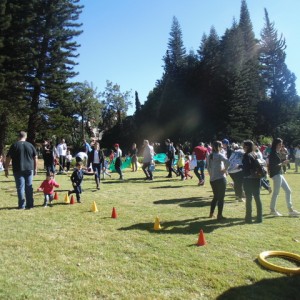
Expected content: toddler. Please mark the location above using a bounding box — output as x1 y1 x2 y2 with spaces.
37 173 60 207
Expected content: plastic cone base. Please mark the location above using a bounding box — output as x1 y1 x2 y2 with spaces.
197 229 206 246
111 207 118 218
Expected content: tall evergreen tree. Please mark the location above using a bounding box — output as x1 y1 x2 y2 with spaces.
25 0 83 144
259 8 299 137
134 91 141 114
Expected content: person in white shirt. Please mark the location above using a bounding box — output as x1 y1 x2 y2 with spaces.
56 138 67 173
114 143 123 180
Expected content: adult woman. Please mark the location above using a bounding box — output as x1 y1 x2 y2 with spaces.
130 143 138 172
206 141 229 220
228 143 245 202
88 142 104 190
269 138 300 217
242 140 263 224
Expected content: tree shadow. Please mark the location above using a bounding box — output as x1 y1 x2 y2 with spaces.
216 275 300 300
118 216 244 235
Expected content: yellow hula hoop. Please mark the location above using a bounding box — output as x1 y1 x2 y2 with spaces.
258 251 300 275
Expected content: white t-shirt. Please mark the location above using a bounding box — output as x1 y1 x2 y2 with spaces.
57 143 67 156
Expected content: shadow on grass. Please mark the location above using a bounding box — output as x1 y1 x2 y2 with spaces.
153 196 211 208
118 216 244 235
216 275 300 300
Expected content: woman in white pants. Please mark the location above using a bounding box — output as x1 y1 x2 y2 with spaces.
269 138 300 217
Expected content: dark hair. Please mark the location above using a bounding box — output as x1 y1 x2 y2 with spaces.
212 141 222 153
243 140 254 153
271 138 283 152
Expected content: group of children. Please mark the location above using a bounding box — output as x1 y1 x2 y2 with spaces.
37 159 112 207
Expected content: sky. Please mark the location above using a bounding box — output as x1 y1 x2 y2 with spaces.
75 0 300 115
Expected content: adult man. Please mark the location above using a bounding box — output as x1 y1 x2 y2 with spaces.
56 138 67 173
142 140 154 180
5 131 38 209
192 142 207 185
165 139 178 178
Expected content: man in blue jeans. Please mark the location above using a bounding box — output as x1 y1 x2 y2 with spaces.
5 131 38 209
192 142 208 186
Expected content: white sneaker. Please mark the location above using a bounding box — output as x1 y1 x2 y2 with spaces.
270 210 283 217
289 210 300 217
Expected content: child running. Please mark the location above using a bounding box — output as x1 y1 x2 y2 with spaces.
184 155 193 179
37 172 60 207
69 161 93 203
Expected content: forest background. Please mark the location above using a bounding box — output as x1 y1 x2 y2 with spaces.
0 0 299 155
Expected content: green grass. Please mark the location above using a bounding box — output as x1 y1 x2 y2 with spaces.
0 162 299 299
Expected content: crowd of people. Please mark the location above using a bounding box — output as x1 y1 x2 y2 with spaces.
2 131 300 223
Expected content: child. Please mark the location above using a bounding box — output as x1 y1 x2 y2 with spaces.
37 173 60 207
0 154 4 172
184 155 193 179
69 161 93 203
66 150 73 172
102 159 111 179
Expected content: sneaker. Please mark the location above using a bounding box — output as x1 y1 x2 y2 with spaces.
268 187 272 194
289 210 300 217
238 198 245 203
270 210 283 217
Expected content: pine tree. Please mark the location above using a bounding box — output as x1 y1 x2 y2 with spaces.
25 0 83 144
134 91 141 113
259 8 298 136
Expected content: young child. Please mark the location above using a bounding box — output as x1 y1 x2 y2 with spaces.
37 173 60 207
66 150 73 172
102 159 112 179
184 155 193 180
0 154 4 172
69 161 93 203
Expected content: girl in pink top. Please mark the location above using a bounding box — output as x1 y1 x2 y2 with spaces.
37 173 60 207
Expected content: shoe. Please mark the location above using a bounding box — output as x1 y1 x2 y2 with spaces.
68 190 71 196
270 210 283 216
238 198 245 202
209 213 215 218
217 215 227 221
268 187 272 194
199 180 204 186
289 210 300 217
77 200 81 203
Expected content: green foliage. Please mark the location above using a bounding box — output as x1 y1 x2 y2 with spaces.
100 80 132 130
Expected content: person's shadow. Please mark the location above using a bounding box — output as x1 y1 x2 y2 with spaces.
216 275 300 300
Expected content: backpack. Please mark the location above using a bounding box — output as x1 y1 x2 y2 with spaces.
250 154 267 178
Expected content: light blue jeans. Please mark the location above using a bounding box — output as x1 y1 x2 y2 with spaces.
270 174 292 211
13 170 34 209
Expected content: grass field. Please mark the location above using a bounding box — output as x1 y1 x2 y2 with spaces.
0 161 299 299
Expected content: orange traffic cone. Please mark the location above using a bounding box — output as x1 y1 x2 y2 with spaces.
70 195 75 205
64 193 70 204
154 216 162 230
111 207 118 218
197 229 206 246
91 201 98 212
54 192 58 200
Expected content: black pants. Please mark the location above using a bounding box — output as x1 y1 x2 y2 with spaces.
229 171 244 198
142 162 153 179
243 178 262 223
210 177 227 217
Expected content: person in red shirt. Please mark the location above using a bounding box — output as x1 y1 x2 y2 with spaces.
192 142 208 185
184 155 193 179
37 173 60 207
